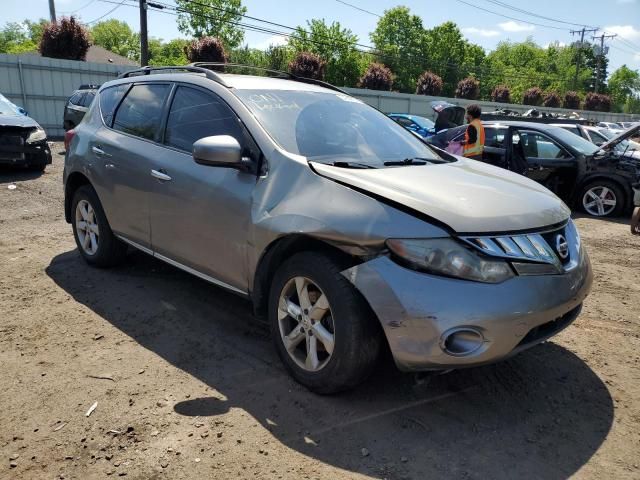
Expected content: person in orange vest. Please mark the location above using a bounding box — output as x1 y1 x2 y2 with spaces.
462 104 485 161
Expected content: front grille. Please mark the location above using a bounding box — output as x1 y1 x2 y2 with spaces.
460 219 581 273
0 128 29 161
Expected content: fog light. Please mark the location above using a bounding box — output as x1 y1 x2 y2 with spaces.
441 328 484 356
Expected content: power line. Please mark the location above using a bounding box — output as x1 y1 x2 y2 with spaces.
482 0 598 29
450 0 569 31
60 0 98 14
334 0 380 18
85 0 128 24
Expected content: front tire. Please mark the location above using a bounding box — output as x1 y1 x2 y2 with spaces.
268 252 382 394
71 185 127 267
580 180 625 217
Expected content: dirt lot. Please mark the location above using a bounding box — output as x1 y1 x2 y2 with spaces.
0 143 639 480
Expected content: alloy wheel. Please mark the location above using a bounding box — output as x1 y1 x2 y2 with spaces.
277 276 335 372
75 199 100 255
583 186 617 217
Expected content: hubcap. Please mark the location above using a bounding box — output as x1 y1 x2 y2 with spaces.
583 186 617 217
75 199 99 255
277 277 335 372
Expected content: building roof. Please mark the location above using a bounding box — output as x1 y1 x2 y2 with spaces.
84 45 137 66
29 45 138 66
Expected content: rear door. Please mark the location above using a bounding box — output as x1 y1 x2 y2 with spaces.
148 84 259 291
66 92 86 126
90 82 172 249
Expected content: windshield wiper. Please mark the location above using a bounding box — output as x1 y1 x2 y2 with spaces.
331 161 377 169
383 158 429 166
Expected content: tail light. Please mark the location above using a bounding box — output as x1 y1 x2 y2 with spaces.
64 129 75 151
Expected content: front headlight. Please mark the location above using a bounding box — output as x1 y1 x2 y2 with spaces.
386 238 514 283
26 127 47 144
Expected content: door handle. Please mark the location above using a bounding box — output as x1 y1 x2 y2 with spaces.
92 146 111 158
151 169 172 182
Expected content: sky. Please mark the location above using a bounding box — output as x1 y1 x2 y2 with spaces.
4 0 640 74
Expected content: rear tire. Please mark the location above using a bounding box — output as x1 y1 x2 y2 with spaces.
579 180 625 217
268 252 382 394
71 185 127 267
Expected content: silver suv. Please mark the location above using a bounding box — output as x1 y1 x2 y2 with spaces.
64 64 593 393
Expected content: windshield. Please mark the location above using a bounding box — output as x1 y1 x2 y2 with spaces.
550 126 601 155
235 89 440 166
0 95 21 116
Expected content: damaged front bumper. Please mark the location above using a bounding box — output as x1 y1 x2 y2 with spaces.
342 248 592 371
0 129 52 167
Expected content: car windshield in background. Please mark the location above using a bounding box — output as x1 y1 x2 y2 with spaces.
411 115 435 130
235 90 441 167
550 127 601 156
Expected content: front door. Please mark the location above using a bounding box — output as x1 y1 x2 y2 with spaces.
148 85 258 292
512 129 577 197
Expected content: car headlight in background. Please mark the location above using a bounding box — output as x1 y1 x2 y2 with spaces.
26 127 47 144
386 238 514 283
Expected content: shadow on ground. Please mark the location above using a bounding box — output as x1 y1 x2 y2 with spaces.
46 249 613 479
0 165 44 183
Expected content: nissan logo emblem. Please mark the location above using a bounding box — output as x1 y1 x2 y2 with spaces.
556 234 569 260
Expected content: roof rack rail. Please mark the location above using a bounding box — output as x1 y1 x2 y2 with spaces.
118 63 347 94
118 65 229 87
189 62 348 94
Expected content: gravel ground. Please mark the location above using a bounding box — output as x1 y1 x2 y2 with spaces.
0 143 639 480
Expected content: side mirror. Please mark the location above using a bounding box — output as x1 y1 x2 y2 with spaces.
193 135 251 171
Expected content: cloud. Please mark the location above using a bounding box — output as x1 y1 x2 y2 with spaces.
499 21 535 33
251 34 288 50
462 27 501 38
603 25 640 40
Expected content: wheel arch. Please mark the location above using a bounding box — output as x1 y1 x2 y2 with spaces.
251 234 363 322
575 174 632 210
64 172 92 223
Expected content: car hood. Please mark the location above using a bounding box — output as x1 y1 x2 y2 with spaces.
600 124 640 151
310 158 571 233
0 113 39 128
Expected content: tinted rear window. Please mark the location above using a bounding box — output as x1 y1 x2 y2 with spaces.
99 84 129 127
112 84 170 141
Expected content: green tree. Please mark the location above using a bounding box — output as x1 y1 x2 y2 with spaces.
148 38 189 66
90 19 138 59
370 6 426 92
423 22 484 96
175 0 246 49
0 19 47 54
288 19 365 87
608 65 640 113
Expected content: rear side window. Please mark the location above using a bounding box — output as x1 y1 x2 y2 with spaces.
69 92 83 105
164 86 244 152
99 84 129 127
112 84 170 141
81 92 96 107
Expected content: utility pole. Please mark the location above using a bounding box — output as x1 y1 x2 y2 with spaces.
592 33 617 93
570 27 598 90
139 0 149 66
48 0 56 22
